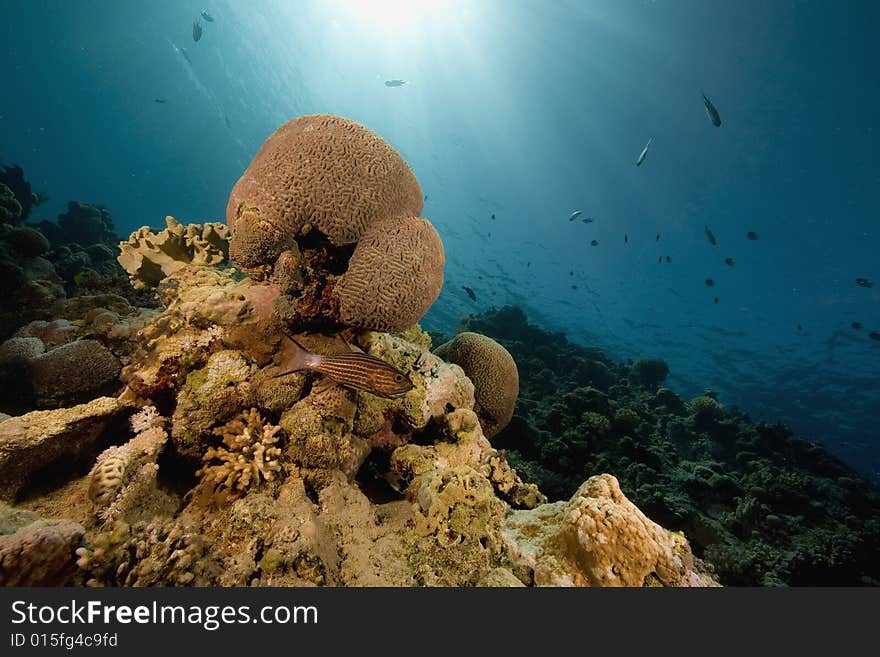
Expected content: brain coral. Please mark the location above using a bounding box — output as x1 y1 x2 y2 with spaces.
29 339 121 407
226 114 423 260
337 216 444 331
434 332 519 439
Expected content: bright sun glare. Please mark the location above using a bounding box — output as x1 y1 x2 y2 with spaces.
341 0 457 32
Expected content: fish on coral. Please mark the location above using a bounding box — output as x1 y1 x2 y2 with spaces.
274 333 413 399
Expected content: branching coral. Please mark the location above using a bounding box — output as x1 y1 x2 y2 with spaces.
196 408 283 499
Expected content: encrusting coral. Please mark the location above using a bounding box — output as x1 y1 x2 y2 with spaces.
0 510 85 586
503 474 715 587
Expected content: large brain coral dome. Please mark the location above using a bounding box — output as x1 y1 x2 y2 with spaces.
226 114 424 254
225 114 443 332
434 332 519 439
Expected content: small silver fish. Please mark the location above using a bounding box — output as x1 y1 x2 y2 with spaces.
568 210 582 222
201 10 215 22
193 20 203 42
636 137 653 166
385 79 407 87
702 91 721 127
275 335 413 399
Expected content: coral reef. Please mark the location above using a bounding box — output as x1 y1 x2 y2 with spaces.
0 147 726 589
0 265 708 588
117 216 230 289
460 306 880 586
434 331 519 438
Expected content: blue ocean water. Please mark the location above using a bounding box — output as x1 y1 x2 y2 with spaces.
2 0 878 478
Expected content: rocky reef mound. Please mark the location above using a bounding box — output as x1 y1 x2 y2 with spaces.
456 305 880 586
0 116 715 588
